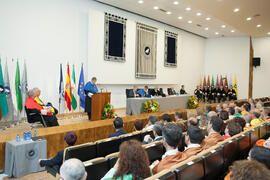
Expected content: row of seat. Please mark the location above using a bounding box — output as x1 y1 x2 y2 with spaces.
145 120 270 180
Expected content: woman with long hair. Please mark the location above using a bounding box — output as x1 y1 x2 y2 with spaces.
102 140 152 180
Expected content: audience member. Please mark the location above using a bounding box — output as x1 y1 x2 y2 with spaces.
264 137 270 149
187 117 198 127
202 116 224 149
102 140 151 179
39 132 77 171
219 110 229 120
250 111 263 126
223 103 229 111
233 117 246 131
196 107 204 120
161 114 171 124
108 117 126 138
205 106 212 114
199 114 208 127
234 107 242 117
249 146 270 169
151 123 187 174
143 115 158 131
143 122 163 144
187 112 197 119
263 108 270 120
223 121 242 139
59 158 87 180
228 107 235 119
183 126 204 157
216 104 223 113
134 119 143 131
207 111 217 119
175 112 183 122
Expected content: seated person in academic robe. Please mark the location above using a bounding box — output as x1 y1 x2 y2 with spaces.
38 132 77 172
223 121 242 139
151 87 162 97
207 86 215 103
180 85 187 94
151 123 188 174
194 86 202 101
127 86 140 98
137 86 150 97
183 126 204 158
228 85 237 101
201 116 224 150
108 117 126 138
101 140 152 180
143 122 163 144
201 86 207 102
143 115 158 131
217 86 227 102
32 88 58 114
168 87 176 96
25 89 59 127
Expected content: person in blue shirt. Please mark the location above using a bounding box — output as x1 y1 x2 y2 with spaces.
84 77 98 120
137 86 150 97
108 117 126 138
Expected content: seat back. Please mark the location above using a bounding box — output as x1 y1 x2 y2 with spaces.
145 141 164 163
259 124 267 139
105 152 119 169
141 130 154 140
97 137 121 157
237 133 250 159
223 139 238 169
250 127 260 146
84 158 109 180
203 147 224 180
173 157 204 180
121 133 141 143
64 143 97 162
145 169 175 180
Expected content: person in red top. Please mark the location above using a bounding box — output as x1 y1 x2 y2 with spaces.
25 89 59 127
223 121 242 139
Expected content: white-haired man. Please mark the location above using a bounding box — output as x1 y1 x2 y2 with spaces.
59 158 87 180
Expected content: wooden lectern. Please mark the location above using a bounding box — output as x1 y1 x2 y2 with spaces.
91 92 111 121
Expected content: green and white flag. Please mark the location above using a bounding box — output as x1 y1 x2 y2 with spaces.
71 64 77 110
0 58 8 117
3 60 14 121
21 62 28 108
15 61 22 112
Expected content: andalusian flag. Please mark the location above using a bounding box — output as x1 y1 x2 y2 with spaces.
0 58 8 117
211 75 215 88
203 76 206 87
65 64 72 111
233 75 237 95
71 65 77 110
15 61 22 112
207 75 210 88
224 76 228 91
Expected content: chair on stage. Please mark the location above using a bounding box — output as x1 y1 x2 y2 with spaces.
25 106 47 128
64 142 97 162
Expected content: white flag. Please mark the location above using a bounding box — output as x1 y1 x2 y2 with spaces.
21 61 28 108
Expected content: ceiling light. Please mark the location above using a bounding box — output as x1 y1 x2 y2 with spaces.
166 11 172 15
153 6 159 10
215 32 219 35
196 12 202 16
206 17 211 21
221 25 226 28
205 27 209 30
188 20 192 24
233 8 239 12
186 7 191 11
138 0 143 4
268 32 270 35
231 30 235 33
178 16 183 20
173 1 179 5
246 17 252 21
257 24 262 28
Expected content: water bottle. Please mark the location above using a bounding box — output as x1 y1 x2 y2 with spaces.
34 130 37 137
23 132 26 141
16 134 20 142
28 131 32 140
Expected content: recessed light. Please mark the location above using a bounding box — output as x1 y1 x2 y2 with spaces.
196 12 202 16
246 17 252 21
221 25 226 28
166 11 172 15
268 32 270 35
257 24 262 28
153 6 159 10
178 16 183 20
138 0 143 4
206 17 211 21
205 27 209 30
231 30 235 33
186 7 191 11
215 32 219 35
233 8 239 12
173 1 179 5
188 20 192 24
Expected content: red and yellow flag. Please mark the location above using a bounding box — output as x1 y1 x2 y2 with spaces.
219 75 223 87
65 64 72 111
207 75 210 87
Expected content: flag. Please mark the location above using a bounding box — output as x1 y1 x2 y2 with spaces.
15 61 22 112
0 58 8 117
216 75 219 88
219 75 223 87
207 75 210 88
21 61 28 109
59 64 65 113
199 76 202 88
203 76 206 87
3 60 14 121
78 64 85 108
71 65 77 110
65 64 72 111
224 76 228 91
233 75 237 95
211 75 215 88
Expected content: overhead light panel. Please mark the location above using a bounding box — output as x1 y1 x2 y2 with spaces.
186 7 191 11
166 11 172 15
257 24 262 28
221 25 226 28
188 20 192 24
268 32 270 35
231 30 235 33
178 16 183 20
233 8 239 12
246 17 252 21
206 17 211 21
153 6 159 10
205 27 209 30
173 1 179 5
215 32 219 35
196 12 202 16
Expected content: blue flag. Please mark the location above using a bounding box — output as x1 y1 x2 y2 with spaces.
59 64 65 113
78 64 85 108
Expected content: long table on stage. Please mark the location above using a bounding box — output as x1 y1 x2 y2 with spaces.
126 95 192 115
